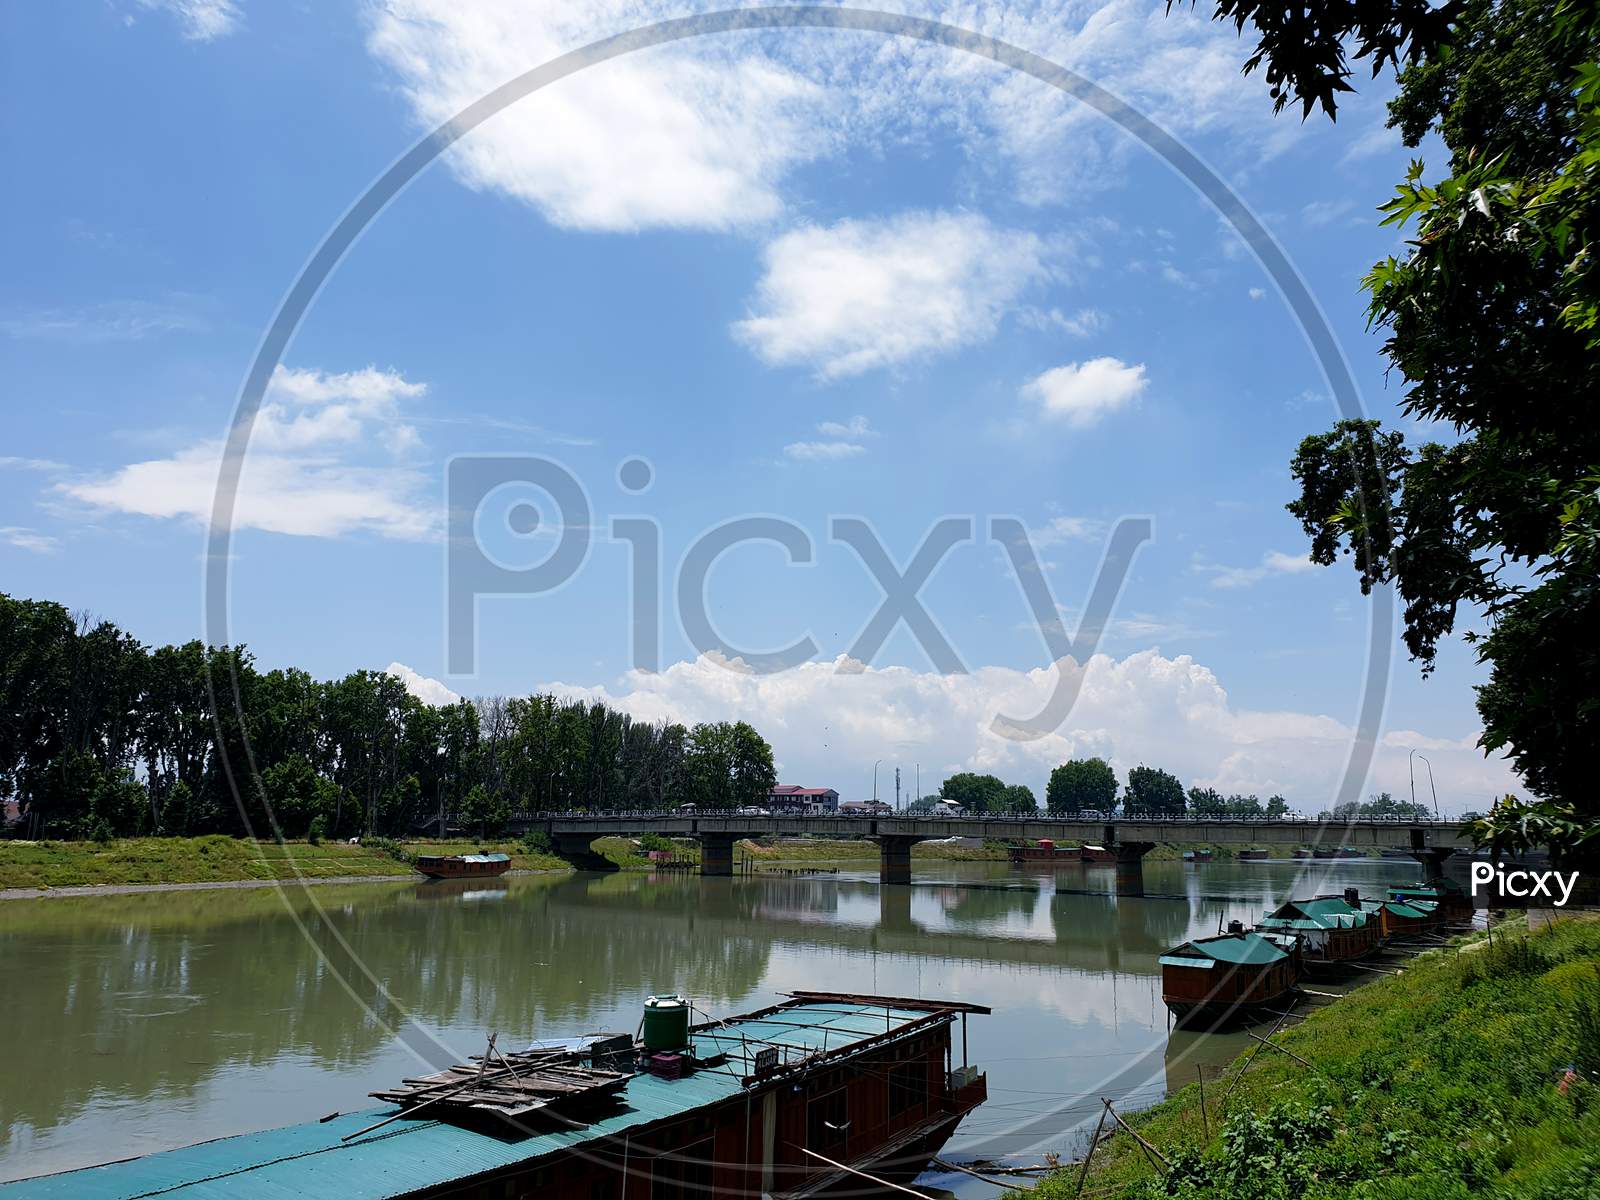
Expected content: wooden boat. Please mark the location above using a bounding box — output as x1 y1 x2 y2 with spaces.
1257 889 1382 974
0 992 991 1200
1388 881 1474 923
1361 896 1443 939
1292 848 1311 860
1311 846 1339 860
1007 839 1081 863
414 852 512 880
1237 849 1269 861
1183 849 1214 863
1160 923 1301 1028
1080 844 1117 864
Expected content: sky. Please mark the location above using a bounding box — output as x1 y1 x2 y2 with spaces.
0 0 1520 814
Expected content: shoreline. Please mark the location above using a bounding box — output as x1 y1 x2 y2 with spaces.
0 867 570 903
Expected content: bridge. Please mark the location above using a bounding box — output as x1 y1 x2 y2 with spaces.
508 811 1471 889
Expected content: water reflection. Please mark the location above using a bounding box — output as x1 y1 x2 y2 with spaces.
0 857 1419 1185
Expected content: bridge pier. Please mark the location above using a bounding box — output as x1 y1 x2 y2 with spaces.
553 833 618 873
1113 842 1155 896
1410 846 1456 876
878 836 924 885
699 834 736 877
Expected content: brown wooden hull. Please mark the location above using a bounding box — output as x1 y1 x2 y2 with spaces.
415 856 512 880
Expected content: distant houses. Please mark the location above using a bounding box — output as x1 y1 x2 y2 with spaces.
766 785 840 814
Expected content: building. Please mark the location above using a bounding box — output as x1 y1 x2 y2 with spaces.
766 785 839 814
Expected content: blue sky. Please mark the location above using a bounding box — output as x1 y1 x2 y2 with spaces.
0 1 1516 812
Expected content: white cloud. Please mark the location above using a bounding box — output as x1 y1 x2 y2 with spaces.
1 299 204 342
0 457 67 472
1020 307 1107 338
1200 550 1322 589
784 441 868 462
135 1 241 41
734 211 1049 378
59 365 435 540
544 649 1519 815
1248 287 1266 301
816 416 876 439
387 662 462 707
1301 198 1354 228
365 0 831 232
359 2 1305 234
0 527 58 554
1020 357 1147 428
1027 515 1103 546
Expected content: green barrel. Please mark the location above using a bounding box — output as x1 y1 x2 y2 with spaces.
642 994 689 1052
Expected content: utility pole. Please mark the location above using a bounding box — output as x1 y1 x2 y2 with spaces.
895 767 901 812
916 763 920 805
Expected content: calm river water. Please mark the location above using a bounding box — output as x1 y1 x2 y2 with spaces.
0 857 1422 1192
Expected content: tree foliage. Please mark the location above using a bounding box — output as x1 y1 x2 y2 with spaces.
0 591 778 840
1263 1 1600 844
1047 758 1119 814
1125 765 1187 816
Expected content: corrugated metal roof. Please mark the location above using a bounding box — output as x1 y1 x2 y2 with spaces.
0 1002 933 1200
1162 931 1289 966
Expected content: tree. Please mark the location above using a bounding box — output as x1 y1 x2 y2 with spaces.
1178 0 1463 118
681 721 775 809
1125 766 1187 816
1197 0 1600 855
939 772 1007 813
1265 794 1290 819
1047 758 1119 814
998 784 1038 814
1187 787 1227 817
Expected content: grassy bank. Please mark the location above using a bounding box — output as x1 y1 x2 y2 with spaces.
1034 914 1600 1199
0 835 570 889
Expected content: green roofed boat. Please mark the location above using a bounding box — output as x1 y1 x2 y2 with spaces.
1159 922 1302 1029
1257 889 1382 974
0 992 990 1200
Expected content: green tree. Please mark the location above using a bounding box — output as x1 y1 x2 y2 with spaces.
1046 758 1119 814
939 772 1007 813
1125 766 1187 816
1199 0 1600 855
998 783 1038 814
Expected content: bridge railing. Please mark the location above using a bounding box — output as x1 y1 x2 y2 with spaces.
506 809 1458 826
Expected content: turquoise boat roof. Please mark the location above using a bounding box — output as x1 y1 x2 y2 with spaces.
1162 931 1288 967
0 1000 936 1200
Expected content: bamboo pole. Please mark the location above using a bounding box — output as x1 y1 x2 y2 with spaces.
1244 1031 1316 1071
1074 1104 1109 1198
796 1146 936 1198
1196 1065 1208 1140
931 1157 1038 1192
1102 1099 1170 1173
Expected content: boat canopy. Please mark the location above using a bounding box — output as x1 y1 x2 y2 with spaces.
1161 930 1289 967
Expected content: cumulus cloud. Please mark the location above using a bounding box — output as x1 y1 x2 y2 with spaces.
1026 515 1103 546
366 0 831 232
360 2 1301 231
543 649 1518 814
734 211 1049 377
1199 550 1322 589
387 662 462 707
817 416 876 440
1021 357 1148 428
60 366 435 540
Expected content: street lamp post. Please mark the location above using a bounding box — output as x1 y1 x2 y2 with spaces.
1409 748 1440 820
873 759 882 804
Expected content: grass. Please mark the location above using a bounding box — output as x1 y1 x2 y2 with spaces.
0 835 570 889
1028 914 1600 1199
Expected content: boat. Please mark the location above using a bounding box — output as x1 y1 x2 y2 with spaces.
414 851 512 880
1237 849 1269 861
1292 848 1311 860
1256 889 1382 974
1080 844 1117 864
1182 849 1214 863
1007 838 1082 863
1388 880 1474 923
1336 847 1364 859
1159 922 1302 1028
1311 846 1339 860
1381 847 1416 860
1360 896 1443 939
0 991 990 1200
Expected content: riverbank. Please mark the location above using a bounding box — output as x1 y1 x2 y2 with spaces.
1029 913 1600 1199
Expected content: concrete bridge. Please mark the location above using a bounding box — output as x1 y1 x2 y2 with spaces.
509 811 1470 889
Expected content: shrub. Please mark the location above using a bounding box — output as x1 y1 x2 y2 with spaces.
638 832 673 854
366 836 413 865
520 829 553 856
307 815 326 846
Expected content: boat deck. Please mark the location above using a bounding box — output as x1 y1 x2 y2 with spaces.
1 1000 942 1200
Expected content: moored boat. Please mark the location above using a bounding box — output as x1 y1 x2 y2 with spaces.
1007 838 1081 863
1388 879 1474 923
1293 848 1311 860
0 991 990 1200
1159 923 1302 1029
1238 848 1269 861
1080 844 1117 864
1257 888 1382 974
414 851 512 880
1361 896 1443 939
1182 849 1214 863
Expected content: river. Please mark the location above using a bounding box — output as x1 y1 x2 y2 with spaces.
0 856 1422 1192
